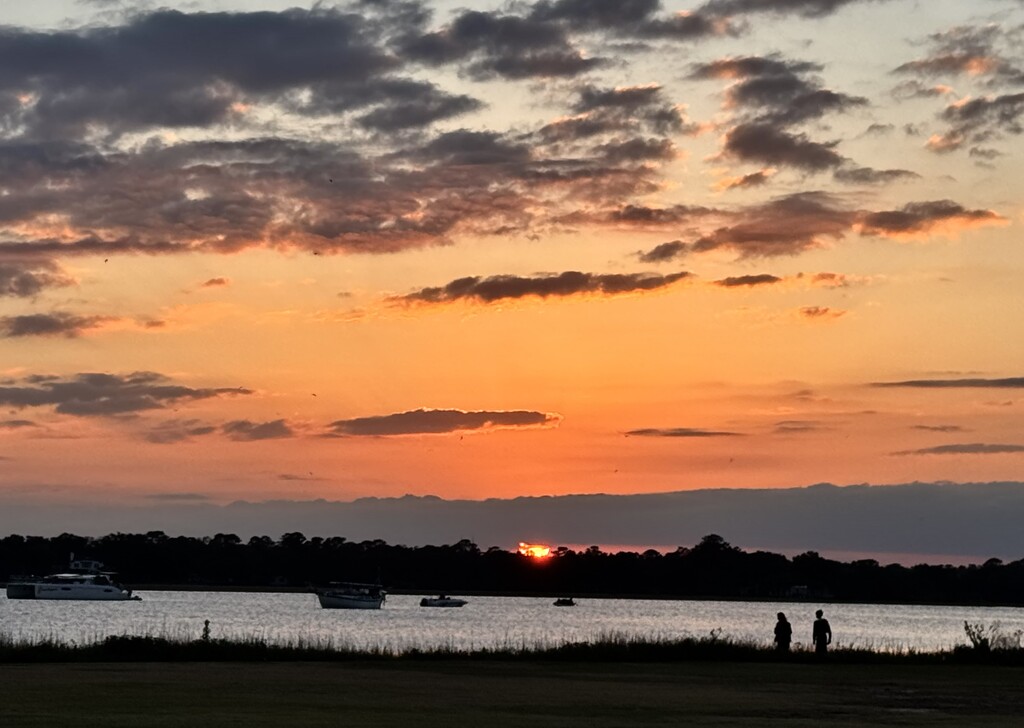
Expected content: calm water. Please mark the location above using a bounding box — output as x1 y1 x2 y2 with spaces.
3 592 1023 653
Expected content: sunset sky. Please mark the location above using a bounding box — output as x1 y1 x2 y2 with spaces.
1 0 1023 517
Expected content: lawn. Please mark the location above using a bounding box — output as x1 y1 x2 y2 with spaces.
3 660 1023 727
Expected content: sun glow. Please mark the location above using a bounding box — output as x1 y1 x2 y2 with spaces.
518 542 552 559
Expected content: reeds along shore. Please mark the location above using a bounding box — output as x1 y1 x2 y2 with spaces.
2 623 1023 665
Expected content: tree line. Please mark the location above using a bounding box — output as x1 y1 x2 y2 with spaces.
2 532 1022 605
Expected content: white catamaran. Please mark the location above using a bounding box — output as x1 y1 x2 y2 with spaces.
5 557 136 601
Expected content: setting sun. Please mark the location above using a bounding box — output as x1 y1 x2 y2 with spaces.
518 542 552 559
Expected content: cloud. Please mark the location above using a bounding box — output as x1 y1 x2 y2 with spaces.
722 123 844 171
858 200 1006 237
699 0 892 19
893 443 1024 456
0 312 116 338
874 377 1024 388
714 274 782 287
329 408 562 436
893 25 1023 86
222 419 295 441
774 420 828 433
144 492 212 502
714 168 776 191
0 259 75 298
529 0 732 40
928 93 1024 154
799 305 845 320
912 425 966 433
833 166 920 185
0 419 37 429
399 9 604 80
0 371 251 417
144 419 218 444
201 277 231 288
392 270 692 305
637 240 688 263
625 427 742 437
690 191 855 257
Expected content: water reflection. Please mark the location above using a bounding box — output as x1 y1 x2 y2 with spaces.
3 592 1023 653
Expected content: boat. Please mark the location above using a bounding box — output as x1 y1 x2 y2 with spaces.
419 594 468 608
553 597 576 607
5 557 136 601
315 582 386 609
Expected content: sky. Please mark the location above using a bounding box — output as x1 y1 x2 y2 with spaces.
1 0 1023 541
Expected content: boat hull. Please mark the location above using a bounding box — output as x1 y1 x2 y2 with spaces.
6 583 133 600
317 592 384 609
420 598 467 607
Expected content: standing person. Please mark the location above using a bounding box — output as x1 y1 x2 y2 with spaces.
774 612 792 652
812 609 832 655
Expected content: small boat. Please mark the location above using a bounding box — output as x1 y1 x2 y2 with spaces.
5 557 136 601
419 594 468 608
553 597 576 607
315 582 386 609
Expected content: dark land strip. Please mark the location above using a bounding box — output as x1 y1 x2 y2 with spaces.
3 660 1023 727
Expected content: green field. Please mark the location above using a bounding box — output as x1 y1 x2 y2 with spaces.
3 660 1023 727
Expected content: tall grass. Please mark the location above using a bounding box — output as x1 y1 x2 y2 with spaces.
2 621 1023 665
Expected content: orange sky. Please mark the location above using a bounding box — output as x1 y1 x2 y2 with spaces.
1 0 1023 512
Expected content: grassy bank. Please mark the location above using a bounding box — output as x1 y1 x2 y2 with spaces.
2 629 1023 666
3 659 1024 727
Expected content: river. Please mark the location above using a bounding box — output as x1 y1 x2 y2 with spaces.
3 592 1022 653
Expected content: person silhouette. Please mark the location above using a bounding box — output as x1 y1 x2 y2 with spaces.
774 612 792 652
812 609 832 655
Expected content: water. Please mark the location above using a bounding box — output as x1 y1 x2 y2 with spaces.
3 592 1023 653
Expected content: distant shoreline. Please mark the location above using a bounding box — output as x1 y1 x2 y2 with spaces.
18 584 1021 609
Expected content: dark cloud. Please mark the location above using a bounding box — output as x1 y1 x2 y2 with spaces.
201 278 230 288
722 124 844 171
0 419 37 429
799 305 844 319
774 420 827 433
222 419 295 441
874 377 1024 389
329 408 561 436
0 312 114 338
859 200 1005 236
691 54 866 126
144 492 212 502
0 371 251 417
833 166 919 185
929 93 1024 153
699 0 890 18
608 204 714 226
894 443 1024 456
691 192 855 257
718 169 774 190
625 427 741 437
638 240 688 263
893 25 1023 86
398 9 604 80
0 8 402 140
529 0 731 40
394 270 692 305
0 259 75 298
912 425 966 433
145 419 219 444
714 273 782 287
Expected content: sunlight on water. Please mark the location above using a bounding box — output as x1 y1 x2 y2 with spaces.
4 592 1024 653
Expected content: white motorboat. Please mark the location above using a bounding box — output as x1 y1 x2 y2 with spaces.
315 582 386 609
419 595 468 607
5 557 136 601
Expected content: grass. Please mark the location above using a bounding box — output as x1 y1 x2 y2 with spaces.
4 630 1024 726
3 659 1024 727
2 627 1023 665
